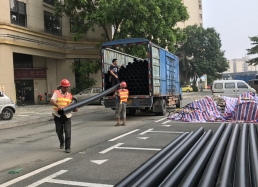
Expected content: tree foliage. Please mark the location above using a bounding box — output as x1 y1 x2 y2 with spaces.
247 36 258 65
55 0 189 52
177 25 229 85
71 59 101 94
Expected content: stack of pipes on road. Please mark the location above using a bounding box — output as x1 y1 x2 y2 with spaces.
115 123 258 187
58 83 120 115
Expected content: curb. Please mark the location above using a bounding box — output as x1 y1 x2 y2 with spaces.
0 107 108 130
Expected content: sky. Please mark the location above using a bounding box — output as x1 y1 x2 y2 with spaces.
202 0 258 60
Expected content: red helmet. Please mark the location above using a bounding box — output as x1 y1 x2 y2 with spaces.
60 79 70 87
120 82 127 88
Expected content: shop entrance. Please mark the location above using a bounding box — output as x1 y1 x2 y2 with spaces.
15 80 34 104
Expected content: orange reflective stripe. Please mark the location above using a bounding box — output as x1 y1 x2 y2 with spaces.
118 89 129 103
53 90 72 111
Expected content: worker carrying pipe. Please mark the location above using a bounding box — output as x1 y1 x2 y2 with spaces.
50 79 78 153
115 82 129 126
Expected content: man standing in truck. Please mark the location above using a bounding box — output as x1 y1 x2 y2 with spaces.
115 82 129 126
110 58 123 96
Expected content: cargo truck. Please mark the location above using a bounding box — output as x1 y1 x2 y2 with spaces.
101 38 182 116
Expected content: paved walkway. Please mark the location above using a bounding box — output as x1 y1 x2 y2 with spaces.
0 104 107 130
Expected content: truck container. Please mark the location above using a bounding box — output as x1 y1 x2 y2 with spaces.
101 38 182 116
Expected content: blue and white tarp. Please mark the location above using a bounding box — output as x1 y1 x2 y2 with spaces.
168 92 258 123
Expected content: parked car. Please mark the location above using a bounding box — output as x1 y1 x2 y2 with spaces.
72 87 104 105
248 79 258 93
0 91 16 120
212 80 256 98
182 85 193 92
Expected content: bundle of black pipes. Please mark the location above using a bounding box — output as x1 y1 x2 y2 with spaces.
115 123 258 187
105 59 149 96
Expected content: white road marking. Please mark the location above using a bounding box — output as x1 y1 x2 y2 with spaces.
155 117 167 122
139 129 154 135
137 137 149 140
162 120 171 124
27 170 113 187
162 125 171 127
49 179 114 187
2 158 72 187
26 170 67 187
116 146 161 151
90 160 108 165
151 130 186 134
16 115 29 117
79 152 86 154
99 143 124 154
108 129 139 141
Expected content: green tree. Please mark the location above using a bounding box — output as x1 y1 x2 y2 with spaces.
55 0 189 53
247 36 258 65
177 25 229 85
71 59 101 94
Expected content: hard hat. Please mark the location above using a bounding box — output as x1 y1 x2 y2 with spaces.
60 79 70 87
120 82 127 88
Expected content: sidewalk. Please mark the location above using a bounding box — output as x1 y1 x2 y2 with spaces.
0 104 107 130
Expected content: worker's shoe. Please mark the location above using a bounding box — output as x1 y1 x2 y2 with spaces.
65 148 71 153
115 123 120 126
121 123 126 126
60 144 64 149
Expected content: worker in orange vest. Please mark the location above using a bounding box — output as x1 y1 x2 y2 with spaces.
115 82 129 126
50 79 78 153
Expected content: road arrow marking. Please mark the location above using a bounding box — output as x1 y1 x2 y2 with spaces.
90 160 108 165
137 137 149 140
162 125 171 127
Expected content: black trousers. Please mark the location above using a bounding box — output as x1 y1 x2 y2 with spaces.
54 115 71 149
111 77 119 86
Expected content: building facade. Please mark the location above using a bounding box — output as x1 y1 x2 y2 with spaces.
177 0 203 28
224 56 258 73
0 0 110 104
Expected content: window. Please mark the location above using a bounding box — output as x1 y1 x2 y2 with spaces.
237 82 248 89
254 81 258 85
199 4 202 9
82 89 92 94
200 23 203 27
13 53 33 68
214 83 223 89
93 88 102 93
44 11 62 36
225 83 235 89
70 18 84 33
43 0 55 6
10 0 27 27
199 14 202 19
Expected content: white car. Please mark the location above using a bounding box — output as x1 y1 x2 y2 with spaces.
72 87 104 105
0 91 16 120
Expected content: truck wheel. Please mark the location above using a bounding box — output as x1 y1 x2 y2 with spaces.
140 107 149 112
155 100 167 116
176 97 181 108
128 109 136 116
1 108 13 120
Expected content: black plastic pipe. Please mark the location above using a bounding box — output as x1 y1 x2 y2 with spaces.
58 83 120 115
234 123 251 187
178 123 226 187
114 132 189 187
160 130 213 187
215 124 240 187
249 123 258 187
137 127 204 187
129 132 194 187
198 123 233 187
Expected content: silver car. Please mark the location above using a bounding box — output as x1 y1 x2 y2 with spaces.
72 87 104 105
0 91 16 120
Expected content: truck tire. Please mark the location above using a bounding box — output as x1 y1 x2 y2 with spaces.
1 108 14 120
155 100 166 116
176 97 181 108
128 109 136 116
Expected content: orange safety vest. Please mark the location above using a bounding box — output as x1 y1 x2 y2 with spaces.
53 90 72 111
118 89 129 104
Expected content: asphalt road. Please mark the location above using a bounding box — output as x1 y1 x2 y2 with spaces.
0 91 218 187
